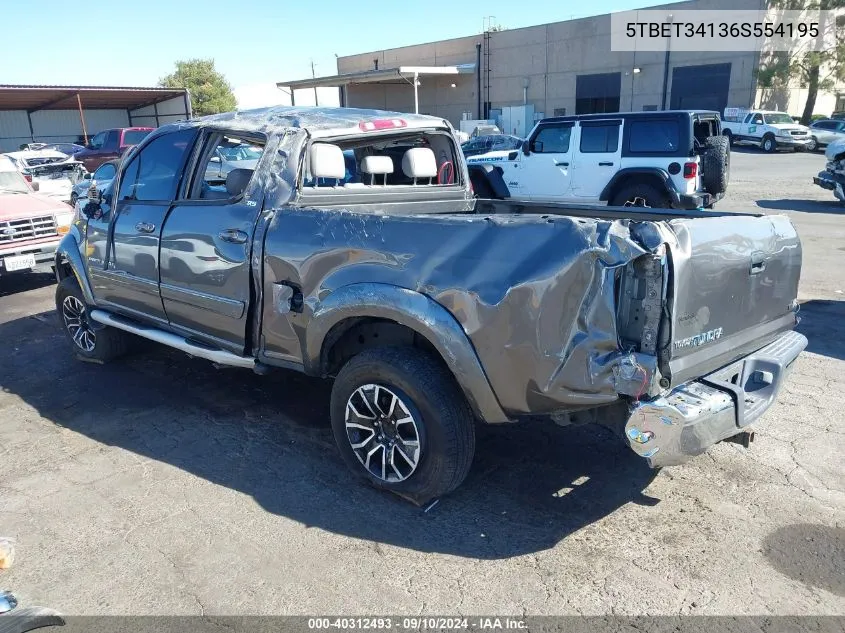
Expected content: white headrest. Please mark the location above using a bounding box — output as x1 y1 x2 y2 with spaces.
310 144 345 180
360 155 394 175
401 147 437 179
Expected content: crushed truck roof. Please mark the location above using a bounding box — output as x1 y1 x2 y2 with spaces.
193 106 450 135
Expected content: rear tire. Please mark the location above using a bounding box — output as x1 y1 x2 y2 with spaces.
610 182 671 208
724 130 734 147
330 347 476 504
701 135 730 195
55 277 132 363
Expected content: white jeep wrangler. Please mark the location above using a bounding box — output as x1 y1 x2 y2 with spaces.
467 110 728 209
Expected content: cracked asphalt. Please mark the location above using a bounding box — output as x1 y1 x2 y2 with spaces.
0 148 843 616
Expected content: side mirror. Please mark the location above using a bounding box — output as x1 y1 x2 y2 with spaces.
83 173 92 180
522 140 531 155
30 181 40 192
209 156 221 164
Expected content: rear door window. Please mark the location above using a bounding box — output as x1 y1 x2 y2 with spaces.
579 123 620 153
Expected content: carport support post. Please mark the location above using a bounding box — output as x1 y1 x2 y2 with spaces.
76 93 89 145
414 72 419 114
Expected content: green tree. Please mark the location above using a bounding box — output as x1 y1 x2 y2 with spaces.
757 0 845 124
159 58 237 117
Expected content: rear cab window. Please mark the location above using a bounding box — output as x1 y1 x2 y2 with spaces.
296 124 464 209
122 129 152 147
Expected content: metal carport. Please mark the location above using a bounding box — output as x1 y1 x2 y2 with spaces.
277 65 476 114
0 85 191 151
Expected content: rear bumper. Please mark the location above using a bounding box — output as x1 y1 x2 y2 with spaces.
814 170 845 202
624 330 807 468
672 190 723 210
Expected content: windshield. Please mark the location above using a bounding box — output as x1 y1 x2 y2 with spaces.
0 171 29 193
764 113 795 124
219 145 262 161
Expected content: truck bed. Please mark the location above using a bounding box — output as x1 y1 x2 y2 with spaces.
261 199 801 417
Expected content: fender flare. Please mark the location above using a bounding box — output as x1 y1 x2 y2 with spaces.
600 167 676 202
54 229 96 305
304 283 509 424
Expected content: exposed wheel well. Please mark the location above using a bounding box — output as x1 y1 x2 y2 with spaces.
321 317 441 377
55 258 73 281
609 173 670 201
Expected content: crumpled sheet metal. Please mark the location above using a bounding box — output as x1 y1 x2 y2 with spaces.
263 208 666 415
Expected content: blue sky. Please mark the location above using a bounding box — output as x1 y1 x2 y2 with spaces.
4 0 647 107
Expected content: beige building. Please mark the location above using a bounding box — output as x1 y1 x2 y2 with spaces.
279 0 845 132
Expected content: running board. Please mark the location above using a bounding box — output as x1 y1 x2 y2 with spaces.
89 309 256 369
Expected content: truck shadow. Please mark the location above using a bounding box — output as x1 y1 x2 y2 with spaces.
0 271 56 297
796 299 845 361
1 310 657 560
755 199 844 214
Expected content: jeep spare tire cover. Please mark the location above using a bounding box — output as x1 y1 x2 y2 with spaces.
701 135 730 195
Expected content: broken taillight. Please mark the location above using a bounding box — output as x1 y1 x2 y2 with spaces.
359 119 407 131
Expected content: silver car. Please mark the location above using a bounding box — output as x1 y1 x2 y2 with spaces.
808 119 845 151
204 143 261 183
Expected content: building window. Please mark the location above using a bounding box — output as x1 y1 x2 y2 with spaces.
575 73 621 115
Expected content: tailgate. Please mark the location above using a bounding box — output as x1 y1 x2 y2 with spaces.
665 214 801 386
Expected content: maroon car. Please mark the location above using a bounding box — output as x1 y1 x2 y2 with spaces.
74 127 153 172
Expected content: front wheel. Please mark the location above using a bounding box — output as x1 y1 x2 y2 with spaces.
330 347 476 504
761 135 777 153
806 137 818 152
55 277 132 363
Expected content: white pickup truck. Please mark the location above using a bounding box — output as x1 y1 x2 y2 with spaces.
722 108 812 152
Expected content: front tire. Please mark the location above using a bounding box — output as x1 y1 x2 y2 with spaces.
762 135 777 153
55 277 131 363
330 347 476 504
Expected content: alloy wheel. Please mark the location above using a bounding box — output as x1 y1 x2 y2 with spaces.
61 295 96 352
344 384 421 483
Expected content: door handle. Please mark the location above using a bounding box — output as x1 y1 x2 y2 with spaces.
135 222 155 234
219 228 248 244
598 161 614 166
555 161 569 167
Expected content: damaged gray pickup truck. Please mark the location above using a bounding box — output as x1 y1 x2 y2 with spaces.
55 106 807 503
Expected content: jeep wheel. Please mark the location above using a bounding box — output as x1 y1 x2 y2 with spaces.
761 135 777 153
610 183 670 209
807 136 818 152
330 347 475 504
56 277 132 363
701 135 730 195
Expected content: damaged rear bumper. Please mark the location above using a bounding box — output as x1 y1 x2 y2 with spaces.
814 170 845 202
624 330 807 468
